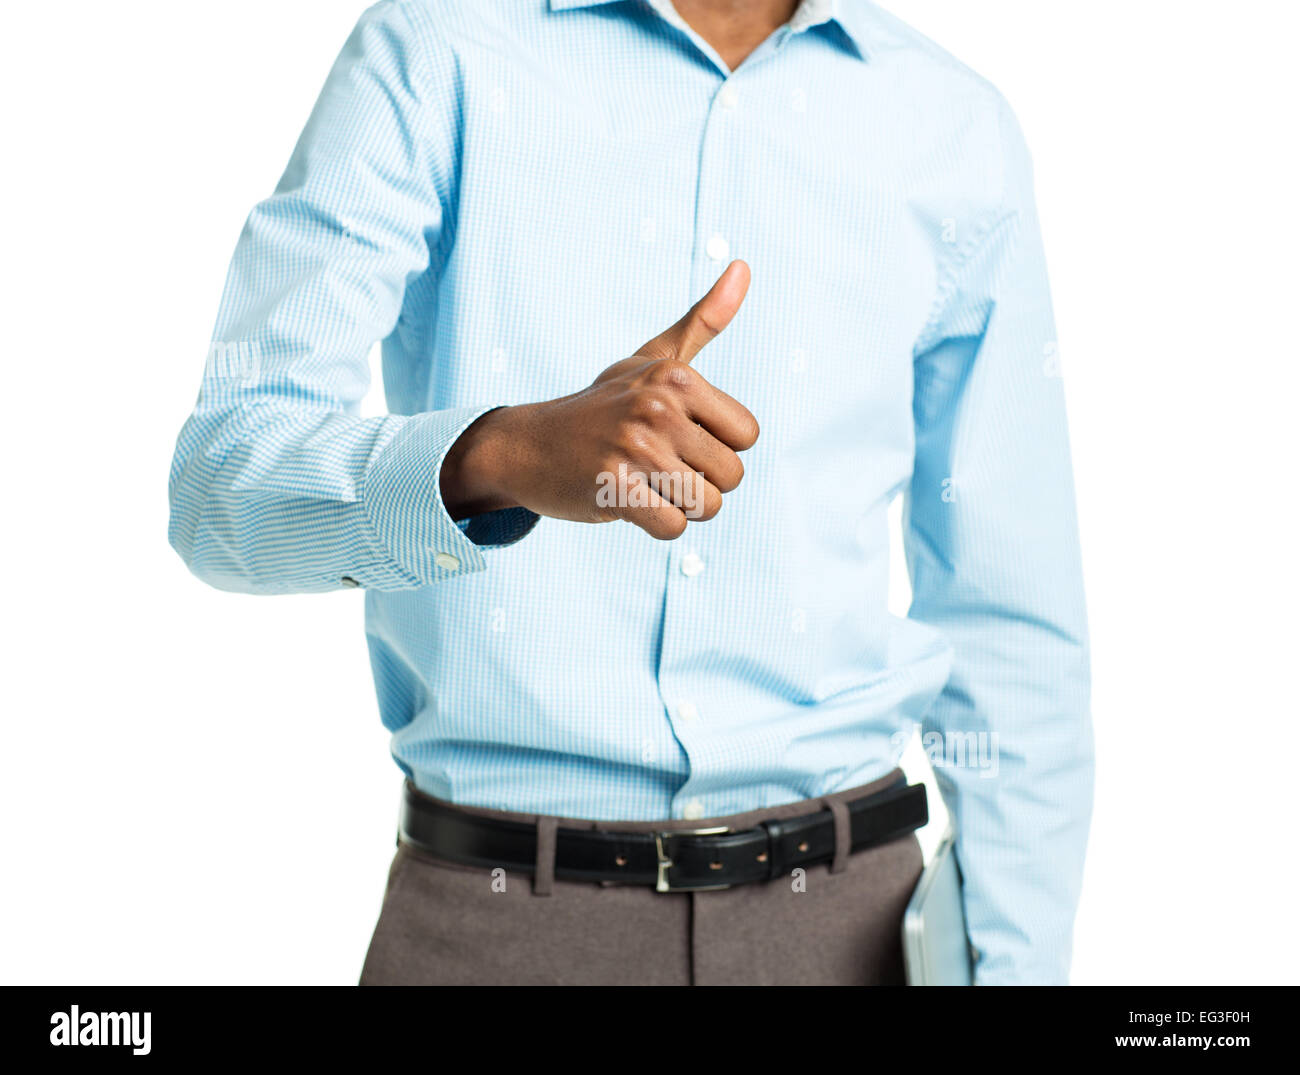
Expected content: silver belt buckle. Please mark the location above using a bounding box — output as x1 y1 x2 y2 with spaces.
653 826 730 892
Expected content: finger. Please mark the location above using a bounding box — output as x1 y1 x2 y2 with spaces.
674 421 746 495
681 376 760 453
645 463 724 522
611 472 691 540
637 260 750 365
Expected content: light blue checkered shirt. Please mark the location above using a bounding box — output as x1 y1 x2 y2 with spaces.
168 0 1092 984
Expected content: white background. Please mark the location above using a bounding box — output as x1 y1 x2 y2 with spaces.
2 1 1296 985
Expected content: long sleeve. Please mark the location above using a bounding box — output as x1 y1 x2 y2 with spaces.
168 1 535 595
904 98 1093 984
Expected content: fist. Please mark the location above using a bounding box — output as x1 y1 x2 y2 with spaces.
441 261 760 540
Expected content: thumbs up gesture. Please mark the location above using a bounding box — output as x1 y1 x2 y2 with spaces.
441 261 760 539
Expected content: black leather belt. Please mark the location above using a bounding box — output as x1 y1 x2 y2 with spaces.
398 778 928 892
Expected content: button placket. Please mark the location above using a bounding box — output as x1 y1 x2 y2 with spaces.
663 68 749 824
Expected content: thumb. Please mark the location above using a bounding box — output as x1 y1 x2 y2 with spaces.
638 260 750 364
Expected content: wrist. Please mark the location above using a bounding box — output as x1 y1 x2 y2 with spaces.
440 406 522 519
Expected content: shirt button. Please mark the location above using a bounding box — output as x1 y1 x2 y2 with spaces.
683 800 706 821
705 234 730 261
434 552 461 572
680 552 705 577
718 84 738 111
676 700 700 723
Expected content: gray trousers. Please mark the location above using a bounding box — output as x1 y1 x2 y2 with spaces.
360 768 922 985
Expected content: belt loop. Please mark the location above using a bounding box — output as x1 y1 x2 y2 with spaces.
822 797 851 875
533 816 559 896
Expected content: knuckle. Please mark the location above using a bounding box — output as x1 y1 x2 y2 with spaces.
714 455 744 493
654 511 689 541
736 412 760 450
695 490 723 521
631 391 674 426
617 424 656 458
649 359 693 390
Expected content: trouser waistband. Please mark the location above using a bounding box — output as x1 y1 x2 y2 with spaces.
398 769 927 895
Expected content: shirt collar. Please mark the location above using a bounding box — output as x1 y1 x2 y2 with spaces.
547 0 876 62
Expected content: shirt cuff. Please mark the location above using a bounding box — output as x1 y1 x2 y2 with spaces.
360 405 535 586
456 506 540 548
